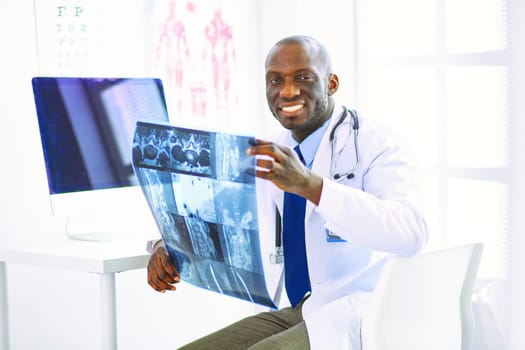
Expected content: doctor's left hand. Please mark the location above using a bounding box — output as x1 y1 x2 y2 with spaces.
147 241 180 293
247 139 323 205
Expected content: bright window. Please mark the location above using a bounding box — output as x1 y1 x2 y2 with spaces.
355 0 509 279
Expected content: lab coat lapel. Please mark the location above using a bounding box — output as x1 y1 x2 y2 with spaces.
306 107 347 221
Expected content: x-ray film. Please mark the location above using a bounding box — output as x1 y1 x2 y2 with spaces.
132 121 278 308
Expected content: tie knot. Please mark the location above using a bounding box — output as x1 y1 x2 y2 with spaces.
294 145 306 165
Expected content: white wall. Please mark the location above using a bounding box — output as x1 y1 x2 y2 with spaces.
0 1 50 242
257 0 357 114
0 1 356 349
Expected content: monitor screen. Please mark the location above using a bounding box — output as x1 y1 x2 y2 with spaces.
32 77 170 240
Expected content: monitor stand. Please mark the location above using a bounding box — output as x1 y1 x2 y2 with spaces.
63 212 155 242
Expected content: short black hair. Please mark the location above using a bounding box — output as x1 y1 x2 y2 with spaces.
265 35 333 73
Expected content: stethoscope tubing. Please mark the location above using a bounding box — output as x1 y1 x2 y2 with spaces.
330 106 359 181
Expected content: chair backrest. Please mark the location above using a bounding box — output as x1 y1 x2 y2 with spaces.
361 243 483 350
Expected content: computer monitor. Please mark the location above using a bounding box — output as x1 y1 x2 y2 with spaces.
32 77 170 241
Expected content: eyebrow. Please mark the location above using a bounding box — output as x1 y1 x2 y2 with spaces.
265 68 316 76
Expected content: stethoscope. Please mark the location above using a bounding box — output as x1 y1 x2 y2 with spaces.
330 105 360 181
270 106 360 264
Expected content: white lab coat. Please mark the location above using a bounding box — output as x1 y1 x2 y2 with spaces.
269 105 429 349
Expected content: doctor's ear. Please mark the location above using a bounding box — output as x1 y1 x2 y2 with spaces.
327 73 339 96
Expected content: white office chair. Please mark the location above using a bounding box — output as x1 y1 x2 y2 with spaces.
361 243 483 350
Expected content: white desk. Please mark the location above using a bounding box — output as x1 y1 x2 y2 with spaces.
0 237 150 350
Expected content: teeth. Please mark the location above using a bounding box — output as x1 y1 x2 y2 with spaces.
281 104 303 113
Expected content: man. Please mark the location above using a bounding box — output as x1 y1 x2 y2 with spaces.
147 35 428 349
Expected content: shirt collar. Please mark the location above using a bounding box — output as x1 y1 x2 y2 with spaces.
288 113 333 169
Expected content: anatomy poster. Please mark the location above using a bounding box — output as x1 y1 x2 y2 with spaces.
132 121 277 308
149 0 258 132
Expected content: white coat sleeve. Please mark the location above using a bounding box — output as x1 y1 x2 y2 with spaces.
315 130 428 257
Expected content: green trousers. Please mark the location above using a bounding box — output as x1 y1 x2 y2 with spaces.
178 301 310 350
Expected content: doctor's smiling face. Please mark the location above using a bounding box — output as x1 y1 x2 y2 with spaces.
265 36 339 143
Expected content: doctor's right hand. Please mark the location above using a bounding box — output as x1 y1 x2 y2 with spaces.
147 242 180 293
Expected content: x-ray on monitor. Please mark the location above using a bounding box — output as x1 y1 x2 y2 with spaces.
32 77 170 241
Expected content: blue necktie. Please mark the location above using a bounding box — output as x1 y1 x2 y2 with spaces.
282 145 311 307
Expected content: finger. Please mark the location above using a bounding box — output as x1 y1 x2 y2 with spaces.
255 158 277 172
148 257 178 291
147 263 166 291
249 138 273 146
147 249 179 292
160 258 180 283
254 169 274 180
157 268 178 284
148 268 177 292
247 142 290 160
159 249 180 282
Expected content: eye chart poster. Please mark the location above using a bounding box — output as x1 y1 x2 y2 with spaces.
132 121 278 308
34 0 145 76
